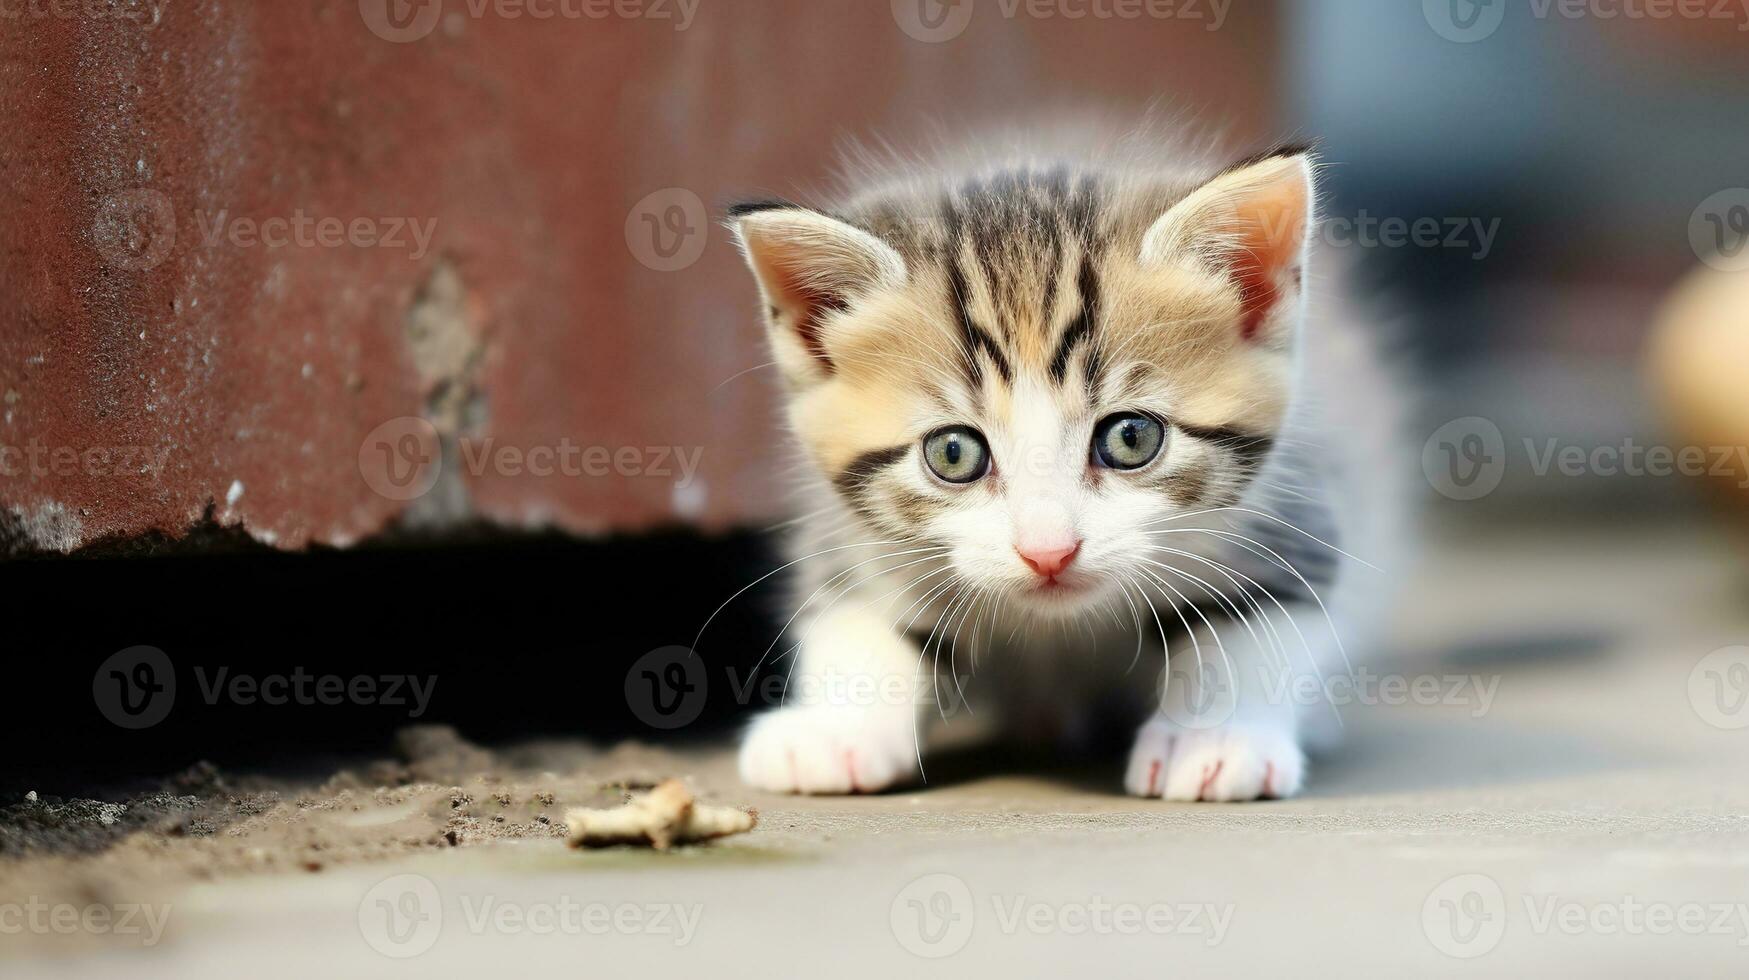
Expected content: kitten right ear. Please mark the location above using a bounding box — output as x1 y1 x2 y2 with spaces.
729 203 907 384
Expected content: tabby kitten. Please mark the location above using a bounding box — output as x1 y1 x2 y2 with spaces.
727 130 1405 801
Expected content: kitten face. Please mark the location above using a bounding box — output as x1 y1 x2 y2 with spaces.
733 151 1312 620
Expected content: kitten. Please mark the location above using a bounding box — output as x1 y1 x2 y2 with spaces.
726 127 1408 801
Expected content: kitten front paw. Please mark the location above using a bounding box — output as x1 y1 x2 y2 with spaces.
1124 717 1305 802
739 705 919 795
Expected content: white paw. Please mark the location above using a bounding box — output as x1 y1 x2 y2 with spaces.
739 705 920 795
1124 716 1305 802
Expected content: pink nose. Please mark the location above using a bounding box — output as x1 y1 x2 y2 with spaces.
1017 541 1081 578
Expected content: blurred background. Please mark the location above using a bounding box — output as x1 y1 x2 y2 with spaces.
2 0 1746 792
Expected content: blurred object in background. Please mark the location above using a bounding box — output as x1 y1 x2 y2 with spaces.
1650 265 1749 520
1290 2 1749 518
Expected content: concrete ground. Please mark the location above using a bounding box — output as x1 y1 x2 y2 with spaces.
7 519 1749 977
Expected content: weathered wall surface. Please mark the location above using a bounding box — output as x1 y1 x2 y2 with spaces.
0 0 1279 553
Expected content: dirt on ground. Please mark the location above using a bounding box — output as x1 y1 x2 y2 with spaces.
0 726 732 924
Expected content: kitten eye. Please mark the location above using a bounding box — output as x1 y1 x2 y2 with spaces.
923 426 990 484
1092 413 1165 470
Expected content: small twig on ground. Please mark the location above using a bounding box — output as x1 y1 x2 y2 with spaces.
565 779 756 850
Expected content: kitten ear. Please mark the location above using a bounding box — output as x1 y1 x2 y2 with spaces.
729 204 907 384
1139 150 1315 347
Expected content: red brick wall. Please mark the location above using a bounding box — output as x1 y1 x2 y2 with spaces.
0 0 1280 553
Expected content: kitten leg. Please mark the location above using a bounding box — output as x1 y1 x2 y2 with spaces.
738 604 931 794
1126 714 1305 802
1125 605 1334 801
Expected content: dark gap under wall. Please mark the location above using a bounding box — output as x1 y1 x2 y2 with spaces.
0 529 783 797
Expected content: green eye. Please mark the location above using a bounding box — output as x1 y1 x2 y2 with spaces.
1093 413 1165 470
923 426 990 484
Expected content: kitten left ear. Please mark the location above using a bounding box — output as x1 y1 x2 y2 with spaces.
1139 150 1315 346
729 204 908 385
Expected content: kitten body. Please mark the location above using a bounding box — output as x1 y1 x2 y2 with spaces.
730 127 1410 800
